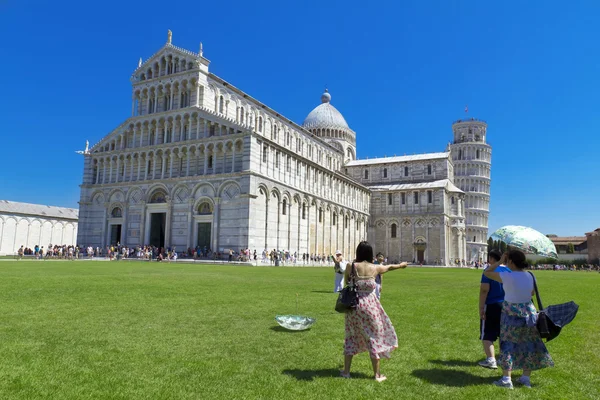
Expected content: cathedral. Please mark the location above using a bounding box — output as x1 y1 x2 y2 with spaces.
77 32 491 264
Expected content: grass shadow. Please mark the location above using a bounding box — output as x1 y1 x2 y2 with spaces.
429 359 476 367
269 325 311 333
283 368 371 381
412 368 492 387
311 290 335 294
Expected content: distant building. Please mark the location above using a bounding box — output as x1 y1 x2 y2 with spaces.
585 229 600 263
0 200 79 255
546 235 588 256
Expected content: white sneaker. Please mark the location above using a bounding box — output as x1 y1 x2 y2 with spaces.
478 359 498 369
493 379 514 389
517 377 532 388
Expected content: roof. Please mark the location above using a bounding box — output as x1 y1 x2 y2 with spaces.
548 237 587 245
346 152 450 167
0 200 79 220
302 91 350 130
367 179 463 193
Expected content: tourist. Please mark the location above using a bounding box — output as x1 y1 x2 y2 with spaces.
484 250 554 389
341 241 407 382
333 250 347 292
478 250 511 369
17 245 24 260
373 252 385 299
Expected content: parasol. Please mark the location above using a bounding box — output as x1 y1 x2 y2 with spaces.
490 225 558 258
275 293 316 331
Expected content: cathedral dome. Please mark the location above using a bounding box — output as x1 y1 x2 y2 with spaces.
302 90 350 130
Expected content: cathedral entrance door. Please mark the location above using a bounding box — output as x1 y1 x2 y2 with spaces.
110 224 122 245
197 223 211 249
149 213 166 249
417 249 425 263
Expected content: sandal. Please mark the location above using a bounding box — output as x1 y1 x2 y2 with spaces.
340 371 351 379
375 374 387 382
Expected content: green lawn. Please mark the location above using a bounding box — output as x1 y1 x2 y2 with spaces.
0 261 598 400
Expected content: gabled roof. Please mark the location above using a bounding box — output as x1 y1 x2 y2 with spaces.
0 200 78 220
346 152 449 167
132 43 209 76
368 179 463 193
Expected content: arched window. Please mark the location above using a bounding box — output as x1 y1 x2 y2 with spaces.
476 149 480 159
302 204 307 220
258 116 263 132
391 223 397 238
458 150 462 160
404 166 409 177
364 170 369 179
473 235 476 242
111 207 122 218
197 202 213 215
383 168 387 178
333 213 337 225
219 96 224 114
414 192 419 204
208 155 213 169
427 164 432 175
451 196 455 204
239 107 245 123
282 199 287 215
272 125 278 140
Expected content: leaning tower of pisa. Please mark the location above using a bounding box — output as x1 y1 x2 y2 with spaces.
449 118 492 263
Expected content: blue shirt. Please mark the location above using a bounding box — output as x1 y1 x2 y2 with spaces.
481 265 511 304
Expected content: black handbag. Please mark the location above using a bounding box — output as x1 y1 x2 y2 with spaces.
335 263 358 313
529 272 562 342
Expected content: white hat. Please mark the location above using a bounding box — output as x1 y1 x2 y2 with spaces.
335 250 342 255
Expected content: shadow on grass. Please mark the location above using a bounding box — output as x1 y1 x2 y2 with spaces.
429 359 476 367
269 326 311 333
412 368 492 387
283 368 371 381
311 290 335 294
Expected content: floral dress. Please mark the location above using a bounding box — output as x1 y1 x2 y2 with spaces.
344 278 398 359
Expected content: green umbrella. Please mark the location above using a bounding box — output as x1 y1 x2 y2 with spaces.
491 225 558 259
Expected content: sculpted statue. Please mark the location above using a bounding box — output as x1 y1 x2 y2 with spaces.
167 30 172 44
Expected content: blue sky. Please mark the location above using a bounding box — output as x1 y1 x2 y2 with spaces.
0 0 598 236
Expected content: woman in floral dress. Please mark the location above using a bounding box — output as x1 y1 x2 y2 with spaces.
341 241 407 382
484 249 554 389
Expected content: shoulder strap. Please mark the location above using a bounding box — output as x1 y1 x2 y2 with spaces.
528 271 544 310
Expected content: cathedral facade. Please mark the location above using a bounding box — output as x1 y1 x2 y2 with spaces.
77 33 490 264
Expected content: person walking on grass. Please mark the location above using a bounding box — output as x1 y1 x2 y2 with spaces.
478 249 511 369
333 250 347 292
484 250 554 389
341 241 407 382
373 252 385 299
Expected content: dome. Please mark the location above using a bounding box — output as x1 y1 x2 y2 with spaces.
302 90 350 130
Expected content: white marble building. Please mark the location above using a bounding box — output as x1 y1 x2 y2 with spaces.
0 200 78 255
77 32 490 263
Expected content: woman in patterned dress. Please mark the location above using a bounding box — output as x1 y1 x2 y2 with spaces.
484 249 554 389
341 241 407 382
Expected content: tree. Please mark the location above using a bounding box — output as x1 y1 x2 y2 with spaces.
567 243 575 254
500 241 507 254
487 237 493 250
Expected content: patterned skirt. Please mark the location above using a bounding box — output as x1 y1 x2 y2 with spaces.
499 301 554 371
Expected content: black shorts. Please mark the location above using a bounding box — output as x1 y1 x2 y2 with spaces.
480 302 502 341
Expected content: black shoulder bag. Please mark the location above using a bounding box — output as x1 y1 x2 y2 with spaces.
335 263 358 313
529 272 562 342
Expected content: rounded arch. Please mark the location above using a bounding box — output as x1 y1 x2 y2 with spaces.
192 182 217 199
108 188 126 203
194 196 215 215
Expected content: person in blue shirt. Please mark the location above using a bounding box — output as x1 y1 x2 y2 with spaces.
478 249 511 369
